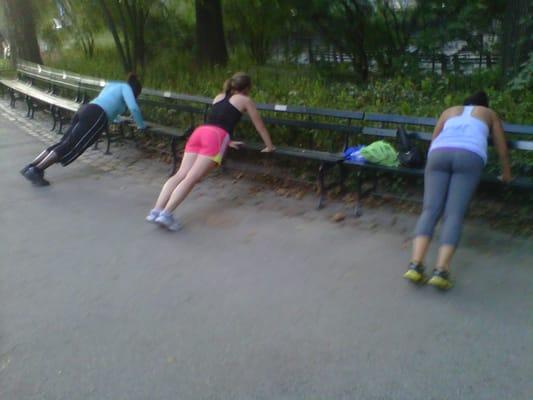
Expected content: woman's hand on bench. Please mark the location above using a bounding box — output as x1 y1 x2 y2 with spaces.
261 145 276 153
229 141 244 150
499 172 513 183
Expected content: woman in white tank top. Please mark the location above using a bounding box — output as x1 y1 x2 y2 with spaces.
403 91 512 290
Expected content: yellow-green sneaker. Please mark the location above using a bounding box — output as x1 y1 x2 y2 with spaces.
403 262 426 284
427 269 453 290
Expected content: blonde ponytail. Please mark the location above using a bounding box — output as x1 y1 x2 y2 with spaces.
223 78 234 96
222 72 251 97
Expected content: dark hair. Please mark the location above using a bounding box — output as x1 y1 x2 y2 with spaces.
127 73 142 98
464 91 489 108
223 72 252 96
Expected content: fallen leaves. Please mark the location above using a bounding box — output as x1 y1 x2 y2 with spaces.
331 212 346 223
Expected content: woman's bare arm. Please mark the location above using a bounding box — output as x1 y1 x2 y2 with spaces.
431 110 448 140
244 98 275 152
213 93 225 103
491 112 512 182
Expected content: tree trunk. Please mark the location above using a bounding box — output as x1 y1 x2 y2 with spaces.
2 0 43 65
195 0 228 67
97 0 132 72
501 0 532 79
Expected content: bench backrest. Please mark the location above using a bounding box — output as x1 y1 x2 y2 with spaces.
361 112 533 152
18 61 82 98
234 102 364 152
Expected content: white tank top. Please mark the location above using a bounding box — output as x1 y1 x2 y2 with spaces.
429 106 489 163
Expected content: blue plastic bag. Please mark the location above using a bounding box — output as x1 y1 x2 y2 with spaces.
344 145 366 164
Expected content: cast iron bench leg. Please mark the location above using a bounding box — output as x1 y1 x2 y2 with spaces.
9 89 16 107
51 107 58 131
30 101 36 119
353 170 363 217
58 110 64 135
105 128 112 155
339 164 347 194
317 162 326 210
25 96 32 118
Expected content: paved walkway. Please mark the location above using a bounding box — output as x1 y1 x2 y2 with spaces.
0 100 531 400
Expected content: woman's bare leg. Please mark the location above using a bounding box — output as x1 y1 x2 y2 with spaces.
154 152 198 210
411 235 431 265
435 245 455 271
163 156 217 214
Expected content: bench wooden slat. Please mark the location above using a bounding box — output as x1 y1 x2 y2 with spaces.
507 140 533 151
502 123 533 136
256 103 364 120
1 78 79 112
241 142 344 163
364 113 437 126
139 98 206 115
145 122 185 138
361 126 397 138
258 116 361 134
141 88 212 104
19 67 80 84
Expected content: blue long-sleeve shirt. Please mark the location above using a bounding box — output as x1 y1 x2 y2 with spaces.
90 82 145 129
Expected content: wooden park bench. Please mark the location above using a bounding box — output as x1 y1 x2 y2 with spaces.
343 113 533 215
233 103 364 208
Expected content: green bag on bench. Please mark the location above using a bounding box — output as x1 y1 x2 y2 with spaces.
360 140 399 167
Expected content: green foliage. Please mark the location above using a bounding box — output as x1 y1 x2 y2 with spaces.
55 0 103 58
508 52 533 91
46 43 533 124
224 0 294 64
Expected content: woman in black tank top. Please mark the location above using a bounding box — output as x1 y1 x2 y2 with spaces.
146 72 275 231
206 95 243 135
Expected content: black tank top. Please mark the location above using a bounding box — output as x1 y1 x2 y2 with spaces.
206 96 243 135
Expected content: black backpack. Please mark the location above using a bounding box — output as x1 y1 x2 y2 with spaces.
396 126 425 168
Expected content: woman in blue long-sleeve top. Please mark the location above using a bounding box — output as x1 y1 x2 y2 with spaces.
21 73 146 186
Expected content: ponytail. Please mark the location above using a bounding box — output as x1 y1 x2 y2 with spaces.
223 78 234 97
222 72 252 97
127 72 143 98
464 90 489 107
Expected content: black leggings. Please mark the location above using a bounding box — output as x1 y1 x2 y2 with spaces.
47 104 108 166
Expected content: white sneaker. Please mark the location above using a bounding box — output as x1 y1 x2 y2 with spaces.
155 213 183 232
145 209 161 223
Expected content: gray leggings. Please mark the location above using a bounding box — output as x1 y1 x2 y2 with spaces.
415 149 484 246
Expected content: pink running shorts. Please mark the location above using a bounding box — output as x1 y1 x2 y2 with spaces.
184 125 230 165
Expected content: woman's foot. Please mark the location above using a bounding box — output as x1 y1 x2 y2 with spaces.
155 212 183 232
20 164 33 176
427 268 453 290
145 209 161 223
22 166 50 186
403 262 426 284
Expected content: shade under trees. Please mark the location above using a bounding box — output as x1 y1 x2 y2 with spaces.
501 0 533 79
1 0 43 65
96 0 159 73
195 0 228 67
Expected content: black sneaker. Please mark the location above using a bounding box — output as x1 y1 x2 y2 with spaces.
427 268 453 290
20 164 33 176
23 166 50 186
403 262 426 284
